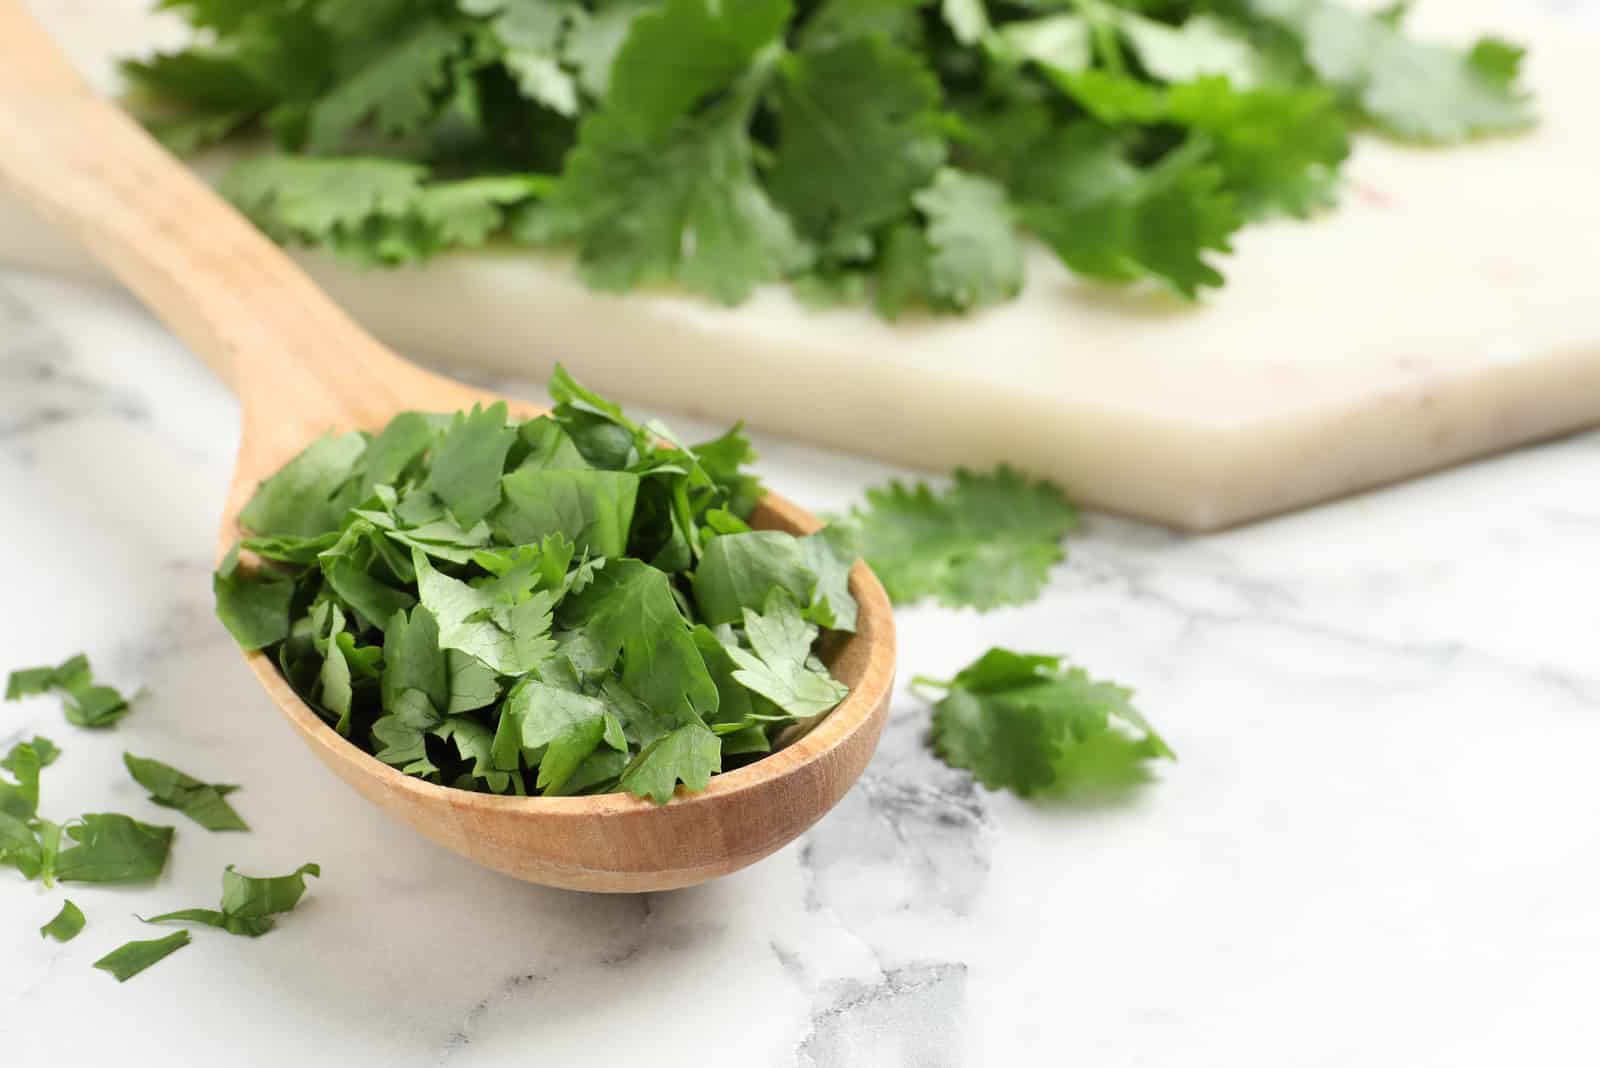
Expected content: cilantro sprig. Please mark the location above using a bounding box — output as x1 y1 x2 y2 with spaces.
918 648 1172 799
213 367 856 803
844 466 1079 611
126 0 1533 314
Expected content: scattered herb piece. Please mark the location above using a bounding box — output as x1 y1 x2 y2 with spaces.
5 654 132 728
918 649 1172 799
214 544 295 650
213 366 853 803
123 754 249 832
0 736 59 883
55 813 175 884
127 0 1534 314
845 466 1077 610
93 929 191 982
40 899 86 942
143 862 320 937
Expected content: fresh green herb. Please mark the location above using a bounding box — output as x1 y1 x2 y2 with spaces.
5 653 132 728
40 899 86 942
213 366 853 803
93 929 191 982
0 736 60 883
845 466 1077 610
123 754 250 832
55 813 175 884
143 862 320 937
126 0 1532 314
917 649 1172 799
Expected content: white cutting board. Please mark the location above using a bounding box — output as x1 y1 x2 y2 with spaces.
5 0 1599 530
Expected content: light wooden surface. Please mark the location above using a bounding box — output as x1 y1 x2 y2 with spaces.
0 0 896 892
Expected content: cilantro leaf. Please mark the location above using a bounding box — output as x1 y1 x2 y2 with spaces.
1012 119 1242 296
123 753 249 832
144 862 320 937
692 528 859 632
767 33 945 249
618 723 721 804
425 402 516 527
558 558 719 722
562 1 650 98
0 737 50 821
493 469 639 557
213 544 295 650
691 531 814 627
527 99 807 304
1113 11 1266 86
603 0 791 138
413 550 556 675
723 592 848 720
94 930 191 982
55 813 175 884
848 466 1077 610
40 899 86 943
912 168 1023 311
462 0 581 116
5 653 132 729
920 649 1173 799
1250 0 1534 142
222 157 544 267
239 431 367 538
490 680 608 769
305 20 471 152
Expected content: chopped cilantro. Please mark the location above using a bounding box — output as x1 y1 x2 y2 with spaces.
215 367 853 803
94 930 191 982
6 653 133 728
845 466 1078 611
126 0 1534 313
40 899 86 943
143 862 320 937
123 753 250 832
0 737 62 883
54 814 175 884
918 649 1173 799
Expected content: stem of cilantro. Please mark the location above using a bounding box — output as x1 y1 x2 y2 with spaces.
910 675 952 692
731 41 786 125
1072 0 1127 76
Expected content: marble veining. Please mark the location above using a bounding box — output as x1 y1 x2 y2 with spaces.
2 270 1600 1067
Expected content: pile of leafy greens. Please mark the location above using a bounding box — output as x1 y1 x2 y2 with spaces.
125 0 1533 316
211 367 857 804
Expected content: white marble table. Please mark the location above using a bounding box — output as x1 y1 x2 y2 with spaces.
1 269 1598 1066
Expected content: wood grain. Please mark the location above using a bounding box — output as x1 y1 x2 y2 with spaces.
0 0 896 891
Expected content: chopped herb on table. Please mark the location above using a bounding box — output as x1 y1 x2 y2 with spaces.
39 899 85 943
94 930 191 982
918 649 1172 799
5 654 132 728
844 466 1078 611
0 736 63 883
54 814 175 885
1 736 178 886
124 753 250 832
125 0 1534 315
143 862 320 937
212 366 856 803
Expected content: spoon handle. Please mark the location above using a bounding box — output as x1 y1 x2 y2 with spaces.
0 1 401 418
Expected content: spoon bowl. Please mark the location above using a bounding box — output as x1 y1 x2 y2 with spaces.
0 1 895 891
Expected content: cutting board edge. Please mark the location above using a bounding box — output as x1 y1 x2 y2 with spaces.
6 191 1598 532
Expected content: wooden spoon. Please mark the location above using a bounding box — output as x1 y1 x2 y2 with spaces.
0 2 894 892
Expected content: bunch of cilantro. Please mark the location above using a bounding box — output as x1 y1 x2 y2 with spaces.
211 367 858 804
125 0 1533 315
